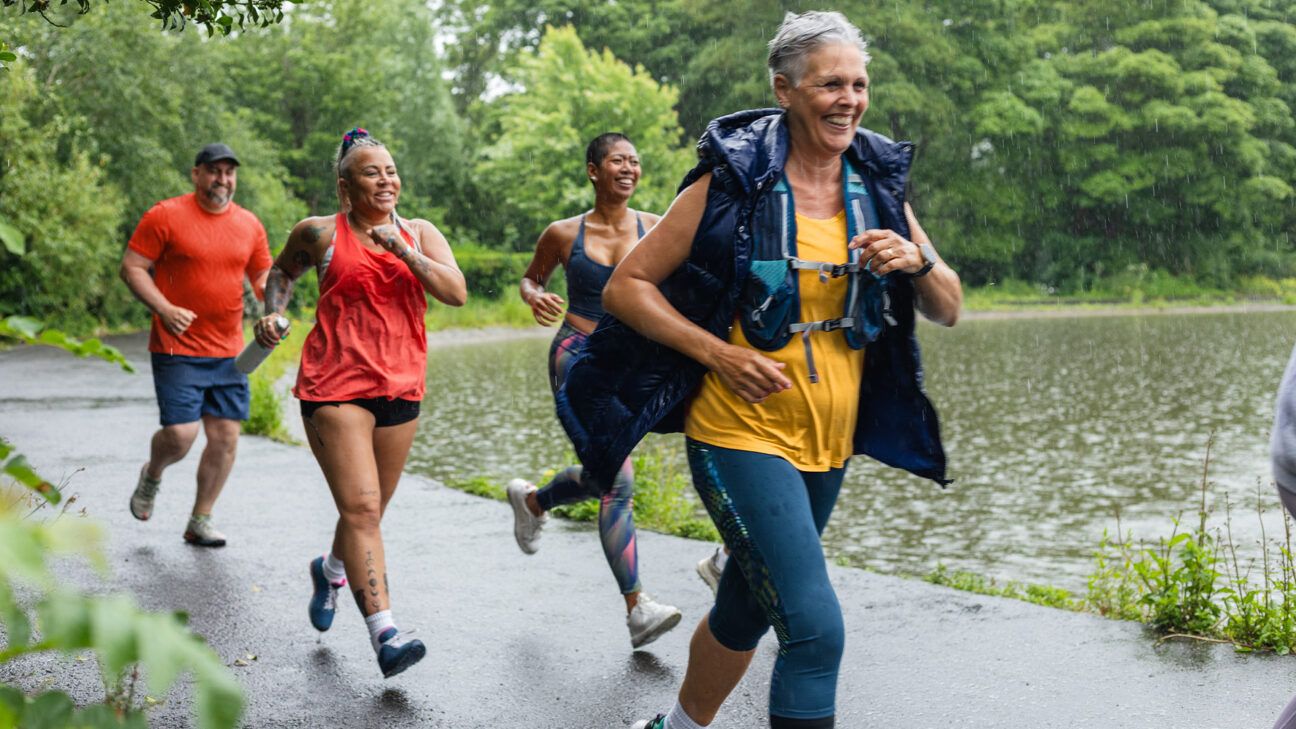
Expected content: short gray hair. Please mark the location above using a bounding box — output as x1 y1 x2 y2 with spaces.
767 11 871 87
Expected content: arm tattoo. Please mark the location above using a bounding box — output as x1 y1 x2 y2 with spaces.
405 249 434 276
264 267 294 316
292 249 313 271
263 227 320 315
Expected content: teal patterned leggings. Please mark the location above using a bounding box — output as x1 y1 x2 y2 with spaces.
687 438 845 725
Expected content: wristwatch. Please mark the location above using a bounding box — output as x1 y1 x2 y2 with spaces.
910 242 937 278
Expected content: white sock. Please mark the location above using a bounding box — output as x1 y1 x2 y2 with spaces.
666 702 706 729
322 553 346 584
364 610 395 653
714 547 729 572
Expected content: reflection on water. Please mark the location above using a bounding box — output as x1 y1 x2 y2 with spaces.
408 311 1294 592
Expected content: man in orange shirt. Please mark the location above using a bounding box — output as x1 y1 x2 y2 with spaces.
119 143 273 547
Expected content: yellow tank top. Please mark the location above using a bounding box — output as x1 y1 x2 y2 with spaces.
685 210 865 471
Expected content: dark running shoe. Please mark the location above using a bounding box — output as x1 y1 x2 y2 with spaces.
630 715 667 729
308 556 345 632
376 627 425 678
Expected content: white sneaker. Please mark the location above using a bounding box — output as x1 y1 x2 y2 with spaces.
627 593 682 649
183 514 227 548
696 546 725 595
129 464 161 521
506 478 546 555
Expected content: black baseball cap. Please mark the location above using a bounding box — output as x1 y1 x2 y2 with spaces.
194 143 240 167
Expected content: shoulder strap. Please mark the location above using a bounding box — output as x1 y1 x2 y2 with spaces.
572 214 587 255
391 212 421 254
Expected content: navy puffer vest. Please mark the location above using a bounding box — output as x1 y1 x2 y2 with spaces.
556 109 949 488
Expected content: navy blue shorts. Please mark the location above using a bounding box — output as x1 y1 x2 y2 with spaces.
151 353 250 426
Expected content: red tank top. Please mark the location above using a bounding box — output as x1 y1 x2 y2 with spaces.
295 213 428 402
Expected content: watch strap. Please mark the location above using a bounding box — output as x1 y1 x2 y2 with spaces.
910 242 936 278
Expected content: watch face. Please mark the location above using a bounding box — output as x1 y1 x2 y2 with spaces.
919 242 937 266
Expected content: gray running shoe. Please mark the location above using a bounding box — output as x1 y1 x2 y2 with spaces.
183 514 227 548
696 546 725 595
506 478 546 555
627 593 682 649
129 464 161 521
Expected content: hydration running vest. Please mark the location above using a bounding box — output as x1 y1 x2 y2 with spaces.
737 158 897 382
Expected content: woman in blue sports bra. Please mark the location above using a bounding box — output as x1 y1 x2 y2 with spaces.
505 133 682 649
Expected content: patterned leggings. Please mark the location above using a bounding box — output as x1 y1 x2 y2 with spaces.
688 438 845 725
534 322 640 595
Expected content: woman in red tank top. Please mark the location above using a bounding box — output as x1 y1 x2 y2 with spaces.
252 128 466 678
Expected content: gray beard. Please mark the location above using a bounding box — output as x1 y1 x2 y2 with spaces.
205 186 232 207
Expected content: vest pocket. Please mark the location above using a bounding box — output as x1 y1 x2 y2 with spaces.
739 259 796 349
847 273 894 347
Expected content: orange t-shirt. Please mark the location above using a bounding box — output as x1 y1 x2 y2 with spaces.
127 193 271 358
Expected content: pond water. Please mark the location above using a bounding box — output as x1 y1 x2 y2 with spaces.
406 310 1294 593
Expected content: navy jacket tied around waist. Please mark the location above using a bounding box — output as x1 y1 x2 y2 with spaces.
556 109 949 488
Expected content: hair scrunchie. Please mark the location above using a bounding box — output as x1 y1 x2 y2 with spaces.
341 126 369 155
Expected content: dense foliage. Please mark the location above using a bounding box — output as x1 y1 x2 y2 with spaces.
2 0 1295 332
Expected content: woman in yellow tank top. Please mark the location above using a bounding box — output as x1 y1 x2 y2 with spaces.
612 12 963 729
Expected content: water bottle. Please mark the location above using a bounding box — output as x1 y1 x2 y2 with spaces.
235 315 289 374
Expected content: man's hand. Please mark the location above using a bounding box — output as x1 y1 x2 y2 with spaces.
159 305 196 336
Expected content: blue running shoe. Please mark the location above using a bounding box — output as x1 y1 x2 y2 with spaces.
376 627 426 678
308 556 345 632
630 715 666 729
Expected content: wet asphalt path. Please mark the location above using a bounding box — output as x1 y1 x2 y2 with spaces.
0 334 1293 728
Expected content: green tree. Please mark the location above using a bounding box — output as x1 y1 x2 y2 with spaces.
441 0 695 113
222 0 469 229
5 3 250 227
0 61 128 332
0 3 303 329
961 1 1296 286
475 25 693 249
0 0 284 36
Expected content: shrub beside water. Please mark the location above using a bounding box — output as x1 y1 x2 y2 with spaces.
927 438 1296 654
925 565 1079 611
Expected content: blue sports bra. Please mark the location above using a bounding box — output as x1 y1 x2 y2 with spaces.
565 213 645 322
